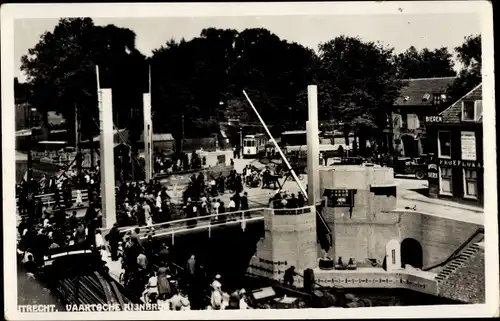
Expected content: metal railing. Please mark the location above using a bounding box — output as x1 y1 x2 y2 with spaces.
16 189 91 208
273 206 313 215
107 207 268 238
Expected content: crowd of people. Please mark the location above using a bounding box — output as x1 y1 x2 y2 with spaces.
268 190 307 209
16 146 318 310
152 150 206 174
112 224 254 310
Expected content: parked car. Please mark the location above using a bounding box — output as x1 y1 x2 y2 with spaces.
388 155 432 180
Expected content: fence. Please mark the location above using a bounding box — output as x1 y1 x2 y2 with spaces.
16 189 90 208
103 207 267 244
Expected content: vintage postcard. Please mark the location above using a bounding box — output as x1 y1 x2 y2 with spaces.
2 1 498 320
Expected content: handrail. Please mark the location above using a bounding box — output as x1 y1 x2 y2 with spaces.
272 206 314 215
115 207 267 235
423 227 484 271
316 209 332 235
154 164 233 179
141 216 264 239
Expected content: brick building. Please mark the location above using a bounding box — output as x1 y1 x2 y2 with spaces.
425 84 483 206
385 77 456 157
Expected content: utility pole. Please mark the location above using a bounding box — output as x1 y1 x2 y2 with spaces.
181 114 185 154
130 106 135 182
26 106 36 188
143 65 153 183
239 125 243 156
75 103 81 179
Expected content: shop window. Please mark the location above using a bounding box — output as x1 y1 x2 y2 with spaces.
463 169 478 199
439 166 453 195
438 131 451 158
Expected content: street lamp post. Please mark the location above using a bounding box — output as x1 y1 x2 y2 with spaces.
26 106 37 187
181 114 185 154
239 126 243 157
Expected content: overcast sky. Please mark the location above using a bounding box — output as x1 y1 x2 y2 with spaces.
14 13 481 82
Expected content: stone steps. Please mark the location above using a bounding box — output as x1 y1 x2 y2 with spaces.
435 234 484 283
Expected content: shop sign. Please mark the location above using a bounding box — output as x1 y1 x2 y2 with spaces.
461 131 477 161
425 115 443 123
439 159 482 168
427 163 439 180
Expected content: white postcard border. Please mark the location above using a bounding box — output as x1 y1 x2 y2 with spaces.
2 1 498 319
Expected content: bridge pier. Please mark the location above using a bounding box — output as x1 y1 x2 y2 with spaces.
248 206 318 287
98 88 116 229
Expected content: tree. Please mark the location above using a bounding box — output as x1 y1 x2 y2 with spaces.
150 27 316 143
447 35 481 102
317 36 403 155
394 46 455 79
20 18 147 147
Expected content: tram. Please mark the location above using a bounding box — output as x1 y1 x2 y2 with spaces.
243 134 267 158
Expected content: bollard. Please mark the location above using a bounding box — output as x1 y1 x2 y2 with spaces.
303 268 315 294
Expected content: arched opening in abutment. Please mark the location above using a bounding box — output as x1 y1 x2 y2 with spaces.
400 238 423 269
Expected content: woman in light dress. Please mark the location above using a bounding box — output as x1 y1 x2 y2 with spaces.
75 189 83 207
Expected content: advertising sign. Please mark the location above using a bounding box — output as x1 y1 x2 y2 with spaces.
425 115 443 123
324 189 355 208
461 131 476 161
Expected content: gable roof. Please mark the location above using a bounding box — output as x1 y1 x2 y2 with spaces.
394 77 456 107
439 83 482 124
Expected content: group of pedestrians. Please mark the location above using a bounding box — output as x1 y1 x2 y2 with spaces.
153 150 207 174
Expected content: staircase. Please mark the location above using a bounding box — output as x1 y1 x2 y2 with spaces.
434 232 484 284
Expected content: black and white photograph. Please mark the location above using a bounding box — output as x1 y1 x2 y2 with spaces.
2 2 498 319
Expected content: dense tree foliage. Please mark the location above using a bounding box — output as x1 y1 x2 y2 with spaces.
20 18 148 145
17 18 482 154
316 36 403 154
394 46 455 79
151 27 316 140
447 35 482 103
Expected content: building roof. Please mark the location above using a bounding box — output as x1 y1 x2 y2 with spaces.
439 83 482 124
152 133 174 141
394 77 456 107
139 133 175 142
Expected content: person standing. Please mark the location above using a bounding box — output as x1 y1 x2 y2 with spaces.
228 197 236 213
283 266 296 286
186 254 196 288
143 200 153 227
105 223 121 261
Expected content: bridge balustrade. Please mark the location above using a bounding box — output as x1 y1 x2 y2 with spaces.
273 206 313 215
104 207 267 243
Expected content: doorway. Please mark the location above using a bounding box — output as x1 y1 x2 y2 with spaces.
400 238 423 269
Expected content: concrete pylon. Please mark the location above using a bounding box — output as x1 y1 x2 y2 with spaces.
307 85 320 206
143 93 153 182
98 88 116 229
